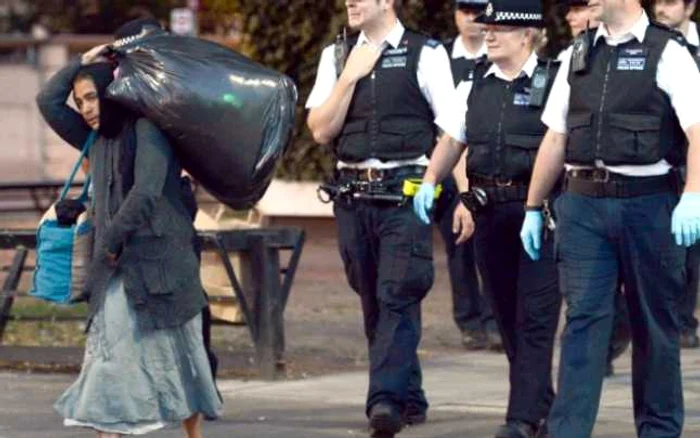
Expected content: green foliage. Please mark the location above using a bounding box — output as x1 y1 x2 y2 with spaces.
28 0 180 34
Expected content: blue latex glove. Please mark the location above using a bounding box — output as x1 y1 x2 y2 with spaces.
413 182 436 225
672 193 700 247
520 210 544 261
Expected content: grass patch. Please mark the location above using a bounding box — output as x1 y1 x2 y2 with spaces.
3 298 87 347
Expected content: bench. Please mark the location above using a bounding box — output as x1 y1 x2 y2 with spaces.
0 180 84 213
0 227 305 380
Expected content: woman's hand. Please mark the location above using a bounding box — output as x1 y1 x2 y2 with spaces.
81 44 112 65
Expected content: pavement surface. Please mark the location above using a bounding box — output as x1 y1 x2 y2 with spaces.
1 346 699 438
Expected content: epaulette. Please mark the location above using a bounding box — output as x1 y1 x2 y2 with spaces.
424 38 441 49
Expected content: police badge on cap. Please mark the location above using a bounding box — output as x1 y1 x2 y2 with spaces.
476 0 544 28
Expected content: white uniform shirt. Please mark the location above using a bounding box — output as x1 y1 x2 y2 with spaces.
451 52 540 144
305 20 464 169
687 21 699 47
541 11 700 176
451 35 487 61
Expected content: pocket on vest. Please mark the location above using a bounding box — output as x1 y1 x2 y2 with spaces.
504 133 542 178
377 120 432 159
604 113 661 164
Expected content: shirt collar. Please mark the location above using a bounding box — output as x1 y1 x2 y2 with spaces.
357 20 405 49
687 21 699 47
593 10 649 45
452 36 487 60
485 51 539 81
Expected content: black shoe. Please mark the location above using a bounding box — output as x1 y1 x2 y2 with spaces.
604 361 614 378
494 420 537 438
369 403 402 438
461 329 487 350
402 405 427 426
680 331 700 349
486 330 504 352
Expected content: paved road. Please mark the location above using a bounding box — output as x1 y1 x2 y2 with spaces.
1 347 699 438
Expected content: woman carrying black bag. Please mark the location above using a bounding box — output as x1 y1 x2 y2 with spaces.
36 38 221 438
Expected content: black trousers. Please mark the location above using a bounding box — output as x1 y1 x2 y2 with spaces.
473 201 561 425
434 177 496 334
334 197 434 416
608 243 699 363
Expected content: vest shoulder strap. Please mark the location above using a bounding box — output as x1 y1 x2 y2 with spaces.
646 21 686 50
472 57 492 82
444 38 456 55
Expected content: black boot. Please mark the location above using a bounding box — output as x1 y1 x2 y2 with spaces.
369 403 403 438
494 420 537 438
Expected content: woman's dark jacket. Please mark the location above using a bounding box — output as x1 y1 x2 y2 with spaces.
36 58 206 331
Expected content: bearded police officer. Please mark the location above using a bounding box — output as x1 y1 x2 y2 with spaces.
306 0 462 436
414 1 561 437
654 0 700 349
439 0 502 351
521 0 700 436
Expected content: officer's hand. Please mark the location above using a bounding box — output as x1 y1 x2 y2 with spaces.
453 203 475 245
671 193 700 247
520 211 544 261
341 44 382 83
413 183 436 225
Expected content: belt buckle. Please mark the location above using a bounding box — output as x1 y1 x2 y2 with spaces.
592 168 610 183
495 178 513 187
365 168 382 182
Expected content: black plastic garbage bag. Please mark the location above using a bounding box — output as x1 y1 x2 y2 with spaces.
107 29 297 210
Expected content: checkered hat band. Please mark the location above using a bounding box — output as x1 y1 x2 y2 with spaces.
494 11 542 22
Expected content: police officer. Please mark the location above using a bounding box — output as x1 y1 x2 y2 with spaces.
414 1 562 436
654 0 700 349
521 0 700 435
306 0 462 436
440 0 502 351
448 0 489 86
560 0 633 378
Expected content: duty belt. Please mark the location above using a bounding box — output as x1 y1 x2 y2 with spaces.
469 175 529 203
337 165 427 182
565 168 675 198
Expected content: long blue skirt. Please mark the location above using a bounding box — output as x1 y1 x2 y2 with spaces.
54 275 222 435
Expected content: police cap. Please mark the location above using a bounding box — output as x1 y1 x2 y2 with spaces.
476 0 545 28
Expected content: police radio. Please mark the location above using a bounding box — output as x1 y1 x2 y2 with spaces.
334 27 349 78
529 60 552 108
571 25 592 74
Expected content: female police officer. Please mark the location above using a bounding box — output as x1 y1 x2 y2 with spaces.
413 1 560 437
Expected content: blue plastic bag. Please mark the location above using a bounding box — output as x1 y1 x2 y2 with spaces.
30 132 96 304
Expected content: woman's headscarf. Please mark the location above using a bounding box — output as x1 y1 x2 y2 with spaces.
76 62 137 194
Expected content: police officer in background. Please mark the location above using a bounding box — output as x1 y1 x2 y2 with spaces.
414 1 562 436
448 0 489 84
654 0 700 349
306 0 462 436
521 0 700 435
439 0 502 351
